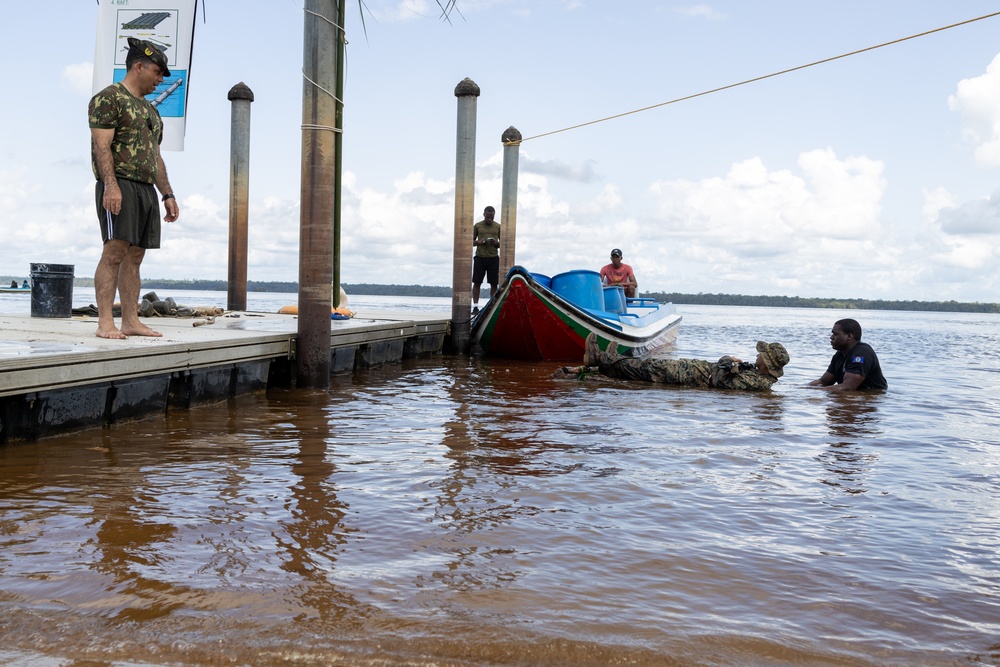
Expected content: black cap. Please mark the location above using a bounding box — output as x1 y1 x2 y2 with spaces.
126 37 170 77
610 248 622 257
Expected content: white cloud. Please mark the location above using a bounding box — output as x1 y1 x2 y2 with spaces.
948 53 1000 167
789 148 885 240
576 184 622 217
922 187 955 224
934 241 995 270
649 149 884 245
641 149 889 295
0 168 36 210
523 157 600 183
935 189 1000 236
673 5 727 21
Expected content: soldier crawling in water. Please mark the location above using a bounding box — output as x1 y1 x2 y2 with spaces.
557 333 790 391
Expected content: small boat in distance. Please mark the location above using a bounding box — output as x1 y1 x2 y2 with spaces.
0 287 30 294
471 266 681 362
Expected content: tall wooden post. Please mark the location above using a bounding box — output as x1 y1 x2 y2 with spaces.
449 77 480 354
332 0 346 308
499 126 521 279
296 0 339 387
227 82 253 312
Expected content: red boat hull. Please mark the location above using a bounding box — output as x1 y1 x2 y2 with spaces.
472 268 681 362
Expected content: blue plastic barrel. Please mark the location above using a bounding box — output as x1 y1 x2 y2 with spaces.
551 270 604 310
531 273 552 289
603 285 626 314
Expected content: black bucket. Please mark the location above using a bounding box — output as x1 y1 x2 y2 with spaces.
30 263 74 318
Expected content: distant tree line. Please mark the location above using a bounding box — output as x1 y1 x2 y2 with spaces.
341 284 451 297
62 277 998 313
70 278 452 298
645 291 1000 314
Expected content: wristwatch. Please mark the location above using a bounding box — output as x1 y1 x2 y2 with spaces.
162 193 175 202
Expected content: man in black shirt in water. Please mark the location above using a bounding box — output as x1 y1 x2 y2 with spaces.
809 318 888 392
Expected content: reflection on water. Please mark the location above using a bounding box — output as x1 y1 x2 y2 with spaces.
818 395 883 495
2 306 1000 666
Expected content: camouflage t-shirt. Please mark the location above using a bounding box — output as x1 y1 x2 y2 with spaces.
88 82 162 184
708 356 777 391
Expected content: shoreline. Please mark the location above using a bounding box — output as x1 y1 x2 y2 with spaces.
4 276 995 313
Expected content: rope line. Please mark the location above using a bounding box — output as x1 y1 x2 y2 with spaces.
304 8 345 33
301 124 343 134
300 5 346 134
301 70 344 105
521 10 1000 143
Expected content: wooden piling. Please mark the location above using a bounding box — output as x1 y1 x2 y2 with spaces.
450 78 480 354
296 0 340 386
227 82 254 312
332 0 346 308
499 126 521 279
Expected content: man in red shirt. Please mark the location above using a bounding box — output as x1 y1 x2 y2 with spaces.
599 248 637 298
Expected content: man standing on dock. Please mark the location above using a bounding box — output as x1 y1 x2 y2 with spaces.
88 38 179 339
472 205 501 314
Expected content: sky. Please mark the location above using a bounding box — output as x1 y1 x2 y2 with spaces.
2 1 1000 302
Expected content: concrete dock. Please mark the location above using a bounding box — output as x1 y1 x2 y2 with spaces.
0 309 450 443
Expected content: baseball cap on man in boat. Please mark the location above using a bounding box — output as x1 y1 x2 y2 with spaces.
610 248 622 257
126 37 170 77
756 341 790 378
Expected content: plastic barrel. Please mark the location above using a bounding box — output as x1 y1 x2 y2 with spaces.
551 270 604 310
603 285 626 314
531 273 552 289
30 263 74 318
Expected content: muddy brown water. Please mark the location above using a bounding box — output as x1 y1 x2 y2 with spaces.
1 300 998 666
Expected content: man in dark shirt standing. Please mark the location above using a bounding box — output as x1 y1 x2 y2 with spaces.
809 318 888 391
471 205 500 314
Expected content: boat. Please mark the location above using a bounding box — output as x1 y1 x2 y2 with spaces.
471 265 681 361
0 287 30 294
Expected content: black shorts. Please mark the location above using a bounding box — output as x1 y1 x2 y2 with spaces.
473 256 499 285
96 178 161 248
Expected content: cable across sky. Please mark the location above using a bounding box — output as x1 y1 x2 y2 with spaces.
520 9 1000 144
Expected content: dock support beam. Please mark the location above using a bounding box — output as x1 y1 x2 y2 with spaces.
499 126 521 279
449 78 480 354
227 82 254 312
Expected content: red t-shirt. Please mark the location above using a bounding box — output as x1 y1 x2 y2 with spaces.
600 262 635 287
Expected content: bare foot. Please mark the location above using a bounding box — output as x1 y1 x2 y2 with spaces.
120 323 163 337
583 332 601 366
96 327 128 340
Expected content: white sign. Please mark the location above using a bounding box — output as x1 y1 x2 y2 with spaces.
93 0 198 151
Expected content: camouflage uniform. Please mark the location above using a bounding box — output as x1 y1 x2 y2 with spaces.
596 351 778 391
88 82 163 184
